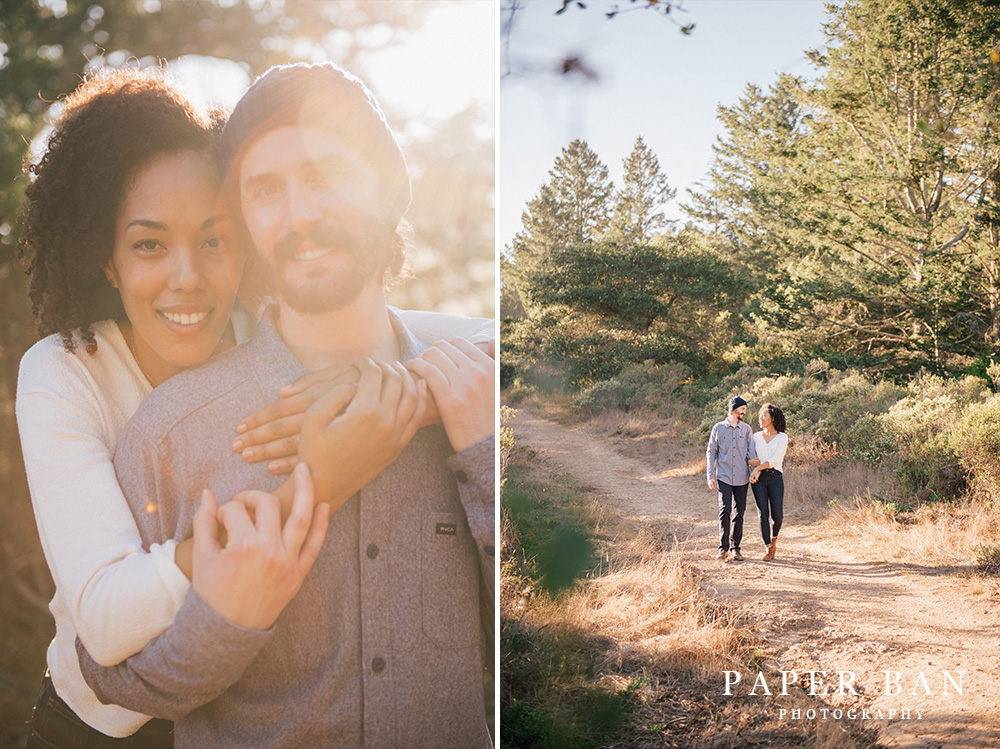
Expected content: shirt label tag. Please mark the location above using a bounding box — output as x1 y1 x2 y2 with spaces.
435 523 457 536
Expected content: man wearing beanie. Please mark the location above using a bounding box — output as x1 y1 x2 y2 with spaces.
76 62 494 748
706 396 757 561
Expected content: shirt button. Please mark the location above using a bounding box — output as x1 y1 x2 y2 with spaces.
455 470 469 484
485 545 495 557
372 657 386 673
366 543 379 559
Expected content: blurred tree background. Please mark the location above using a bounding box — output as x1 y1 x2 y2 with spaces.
0 1 493 743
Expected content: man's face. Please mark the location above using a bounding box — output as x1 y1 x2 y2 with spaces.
731 405 747 421
238 125 389 314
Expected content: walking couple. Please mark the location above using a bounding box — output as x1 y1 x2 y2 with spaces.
706 396 787 562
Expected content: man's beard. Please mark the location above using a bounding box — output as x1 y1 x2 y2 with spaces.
263 221 392 315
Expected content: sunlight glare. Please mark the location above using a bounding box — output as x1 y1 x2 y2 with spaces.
363 1 494 123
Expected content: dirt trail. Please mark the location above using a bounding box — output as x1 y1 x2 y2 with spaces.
510 407 1000 748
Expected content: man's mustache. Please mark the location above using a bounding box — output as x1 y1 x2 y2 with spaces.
272 224 361 265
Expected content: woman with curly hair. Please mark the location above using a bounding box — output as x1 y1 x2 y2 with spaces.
16 68 242 747
14 67 314 748
749 403 788 561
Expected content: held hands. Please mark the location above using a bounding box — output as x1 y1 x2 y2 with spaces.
297 358 427 512
232 338 497 471
232 363 360 475
405 338 495 453
191 463 329 631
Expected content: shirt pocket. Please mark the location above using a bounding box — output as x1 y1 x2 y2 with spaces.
421 511 479 649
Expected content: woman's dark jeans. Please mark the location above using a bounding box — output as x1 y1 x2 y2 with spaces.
25 673 173 749
751 468 784 546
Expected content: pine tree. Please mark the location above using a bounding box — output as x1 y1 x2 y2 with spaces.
509 139 613 314
691 0 1000 368
684 79 808 278
791 0 1000 365
610 136 676 242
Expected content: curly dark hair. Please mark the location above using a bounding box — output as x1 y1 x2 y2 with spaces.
761 403 787 433
17 67 225 353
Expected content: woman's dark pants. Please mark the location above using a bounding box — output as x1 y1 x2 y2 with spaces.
751 468 784 546
25 673 173 749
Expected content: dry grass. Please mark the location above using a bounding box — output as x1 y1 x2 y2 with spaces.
819 493 1000 567
546 529 753 678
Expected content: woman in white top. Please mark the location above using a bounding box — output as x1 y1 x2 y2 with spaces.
749 403 788 561
16 69 491 747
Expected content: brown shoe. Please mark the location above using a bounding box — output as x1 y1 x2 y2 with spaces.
763 538 777 561
716 550 728 561
732 549 744 561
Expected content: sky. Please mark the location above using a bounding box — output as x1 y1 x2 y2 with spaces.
364 0 495 126
500 0 833 249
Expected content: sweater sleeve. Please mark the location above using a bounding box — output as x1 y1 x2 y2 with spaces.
394 308 494 345
447 434 495 674
77 419 276 720
769 433 789 471
706 425 719 482
77 588 273 720
15 342 189 667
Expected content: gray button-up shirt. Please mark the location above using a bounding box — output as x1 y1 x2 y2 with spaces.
706 418 757 486
77 310 493 748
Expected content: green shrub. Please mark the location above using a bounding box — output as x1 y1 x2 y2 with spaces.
571 378 633 414
506 378 536 404
951 396 1000 501
875 375 987 496
546 327 699 387
845 414 895 465
500 406 516 490
500 699 554 748
571 361 689 415
683 365 909 450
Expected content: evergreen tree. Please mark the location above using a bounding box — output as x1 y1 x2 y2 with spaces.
691 0 1000 368
509 139 613 313
548 138 614 244
684 79 809 278
611 136 676 242
790 0 1000 366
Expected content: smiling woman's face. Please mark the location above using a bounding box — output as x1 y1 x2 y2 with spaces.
107 150 244 386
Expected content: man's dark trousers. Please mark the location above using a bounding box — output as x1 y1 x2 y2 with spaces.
717 481 748 552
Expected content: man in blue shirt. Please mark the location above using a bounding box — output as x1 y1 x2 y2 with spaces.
706 396 757 561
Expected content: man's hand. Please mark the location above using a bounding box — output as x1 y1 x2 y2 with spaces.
231 363 360 475
405 338 494 453
297 358 427 512
191 463 329 631
708 479 718 491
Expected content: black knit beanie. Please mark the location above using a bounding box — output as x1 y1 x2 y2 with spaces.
220 62 410 225
728 396 748 413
